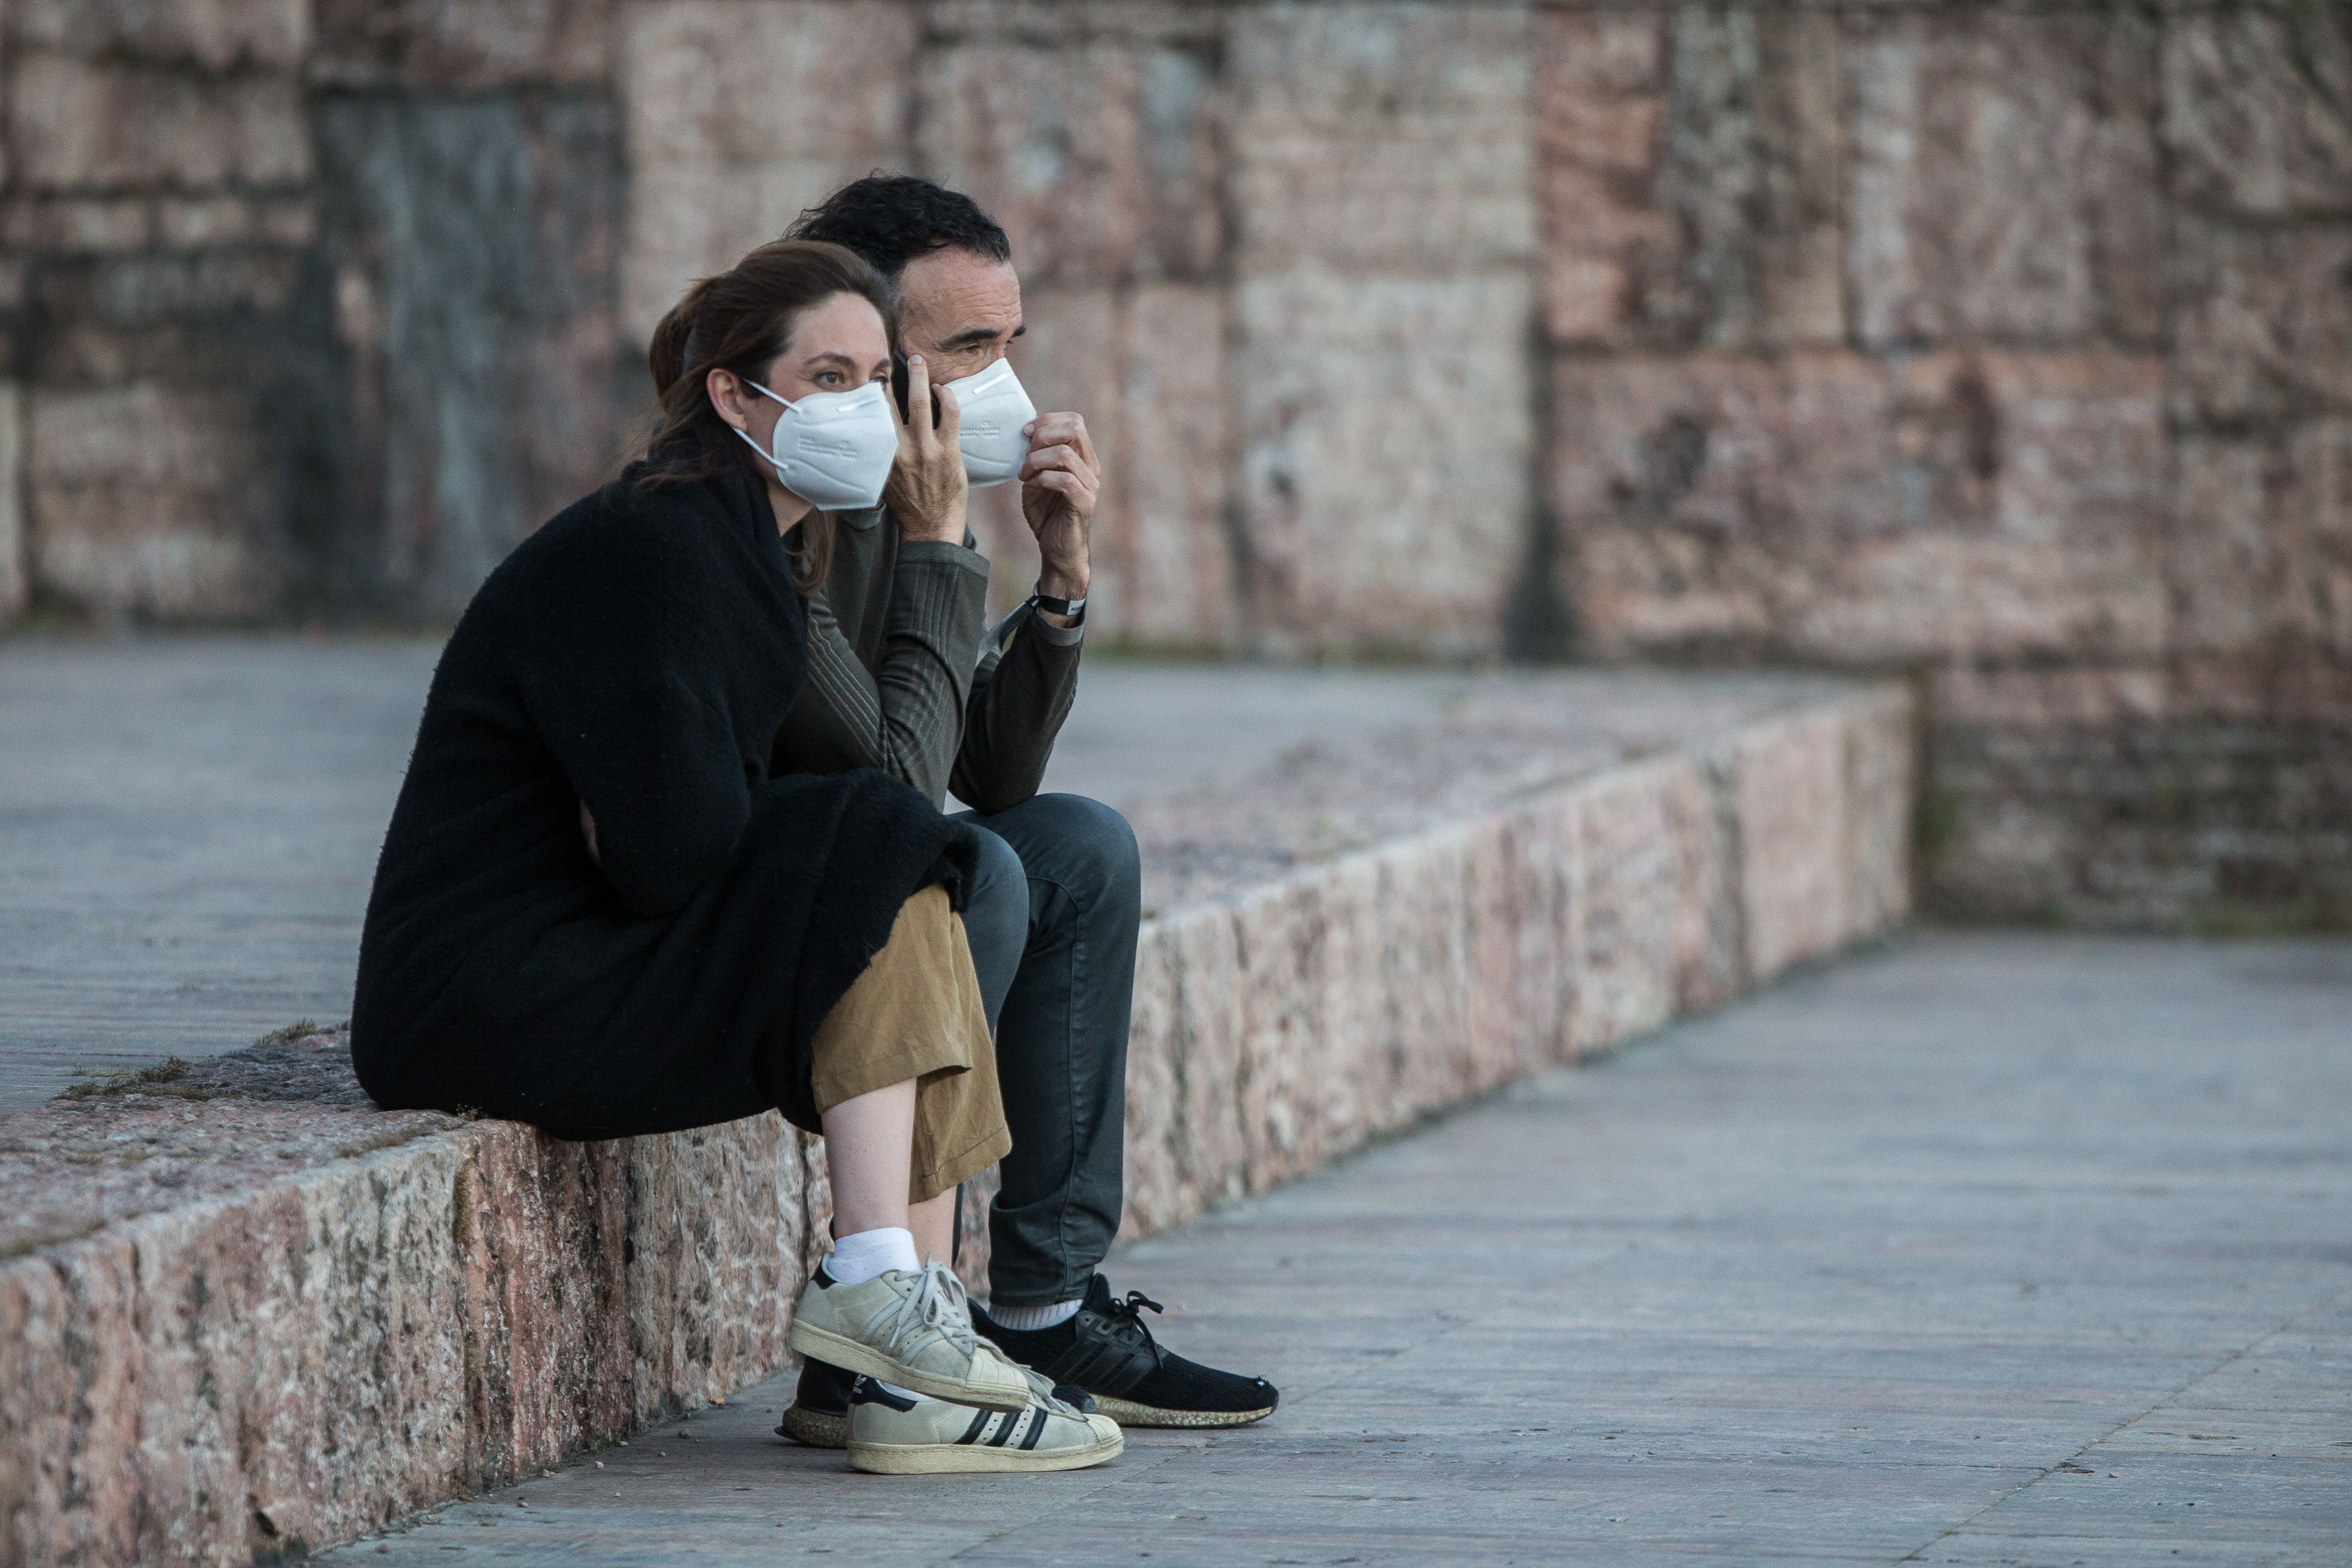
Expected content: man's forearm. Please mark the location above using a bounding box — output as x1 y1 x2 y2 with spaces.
949 606 1081 815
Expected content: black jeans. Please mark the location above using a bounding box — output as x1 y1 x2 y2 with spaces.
953 793 1142 1308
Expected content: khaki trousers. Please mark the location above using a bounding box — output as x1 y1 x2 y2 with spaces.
808 884 1009 1204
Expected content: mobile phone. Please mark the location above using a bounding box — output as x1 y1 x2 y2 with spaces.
891 353 944 428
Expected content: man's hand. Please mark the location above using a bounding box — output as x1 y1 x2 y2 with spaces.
884 354 968 545
1021 412 1098 607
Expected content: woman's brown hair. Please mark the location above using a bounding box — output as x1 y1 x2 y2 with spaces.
637 238 895 593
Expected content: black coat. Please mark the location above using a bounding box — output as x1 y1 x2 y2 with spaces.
351 461 977 1139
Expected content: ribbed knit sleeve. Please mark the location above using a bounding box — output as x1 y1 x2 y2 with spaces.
949 603 1082 815
793 539 989 805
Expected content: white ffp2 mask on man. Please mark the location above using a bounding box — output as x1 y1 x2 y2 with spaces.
940 358 1037 488
736 379 899 513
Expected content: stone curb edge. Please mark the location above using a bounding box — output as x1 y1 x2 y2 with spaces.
0 683 1913 1566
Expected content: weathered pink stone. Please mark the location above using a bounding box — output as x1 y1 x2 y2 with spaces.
2161 8 2352 221
615 0 917 341
5 51 310 192
1570 758 1712 1052
309 0 612 90
2172 423 2352 662
1102 285 1236 648
10 0 310 71
913 10 1222 288
1722 706 1851 980
1232 271 1535 655
1227 3 1533 277
1844 9 2161 348
1552 350 2169 666
26 383 282 619
1539 6 1846 353
1924 659 2352 925
2169 218 2352 426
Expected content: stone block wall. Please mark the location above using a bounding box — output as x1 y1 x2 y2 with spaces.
2 1 2344 923
1536 4 2350 927
0 0 623 621
2 0 318 619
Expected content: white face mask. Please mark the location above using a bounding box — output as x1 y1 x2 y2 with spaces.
736 379 898 514
941 358 1036 488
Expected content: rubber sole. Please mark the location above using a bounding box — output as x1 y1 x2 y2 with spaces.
775 1403 849 1450
1091 1395 1277 1429
848 1428 1124 1475
787 1319 1030 1411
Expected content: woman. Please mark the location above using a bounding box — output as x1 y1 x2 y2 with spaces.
351 239 1120 1475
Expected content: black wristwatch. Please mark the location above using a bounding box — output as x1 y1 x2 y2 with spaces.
1033 586 1087 623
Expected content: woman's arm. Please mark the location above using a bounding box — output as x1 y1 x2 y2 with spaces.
775 544 990 804
550 667 753 917
521 524 760 918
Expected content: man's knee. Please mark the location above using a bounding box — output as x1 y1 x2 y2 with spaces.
1027 793 1140 911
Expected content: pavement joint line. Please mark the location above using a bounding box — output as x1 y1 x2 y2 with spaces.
1889 1276 2352 1564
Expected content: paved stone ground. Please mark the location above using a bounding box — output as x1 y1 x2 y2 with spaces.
316 932 2351 1566
0 637 1831 1109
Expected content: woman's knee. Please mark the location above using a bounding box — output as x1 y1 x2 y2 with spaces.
966 826 1028 931
960 827 1028 1019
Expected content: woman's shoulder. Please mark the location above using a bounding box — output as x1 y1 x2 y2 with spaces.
552 468 727 546
495 470 750 598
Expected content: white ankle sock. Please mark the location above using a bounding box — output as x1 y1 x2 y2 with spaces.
824 1226 919 1285
989 1297 1083 1331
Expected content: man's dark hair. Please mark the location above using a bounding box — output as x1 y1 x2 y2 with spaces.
786 174 1011 280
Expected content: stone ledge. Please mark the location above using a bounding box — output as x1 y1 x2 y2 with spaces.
0 677 1911 1566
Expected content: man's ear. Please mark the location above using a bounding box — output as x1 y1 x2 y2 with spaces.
706 367 750 432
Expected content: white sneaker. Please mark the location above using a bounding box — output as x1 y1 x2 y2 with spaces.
787 1260 1031 1410
845 1378 1124 1475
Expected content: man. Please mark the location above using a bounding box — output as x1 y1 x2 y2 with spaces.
770 175 1278 1443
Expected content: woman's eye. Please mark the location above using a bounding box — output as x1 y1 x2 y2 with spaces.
816 372 841 387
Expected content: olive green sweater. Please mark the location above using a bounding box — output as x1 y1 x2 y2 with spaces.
768 506 1083 814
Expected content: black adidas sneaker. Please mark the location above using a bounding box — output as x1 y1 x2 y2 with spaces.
972 1274 1279 1429
775 1356 858 1449
778 1358 1099 1450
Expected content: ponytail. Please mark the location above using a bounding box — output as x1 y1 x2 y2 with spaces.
646 275 713 397
630 240 895 594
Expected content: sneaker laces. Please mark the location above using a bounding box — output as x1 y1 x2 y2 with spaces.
1019 1365 1081 1416
869 1261 985 1361
1098 1287 1167 1363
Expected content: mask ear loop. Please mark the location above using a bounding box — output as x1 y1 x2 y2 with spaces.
735 378 791 480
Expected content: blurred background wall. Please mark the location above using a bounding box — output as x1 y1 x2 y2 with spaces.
0 0 2345 928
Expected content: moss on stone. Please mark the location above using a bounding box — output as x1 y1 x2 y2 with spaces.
60 1056 194 1101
